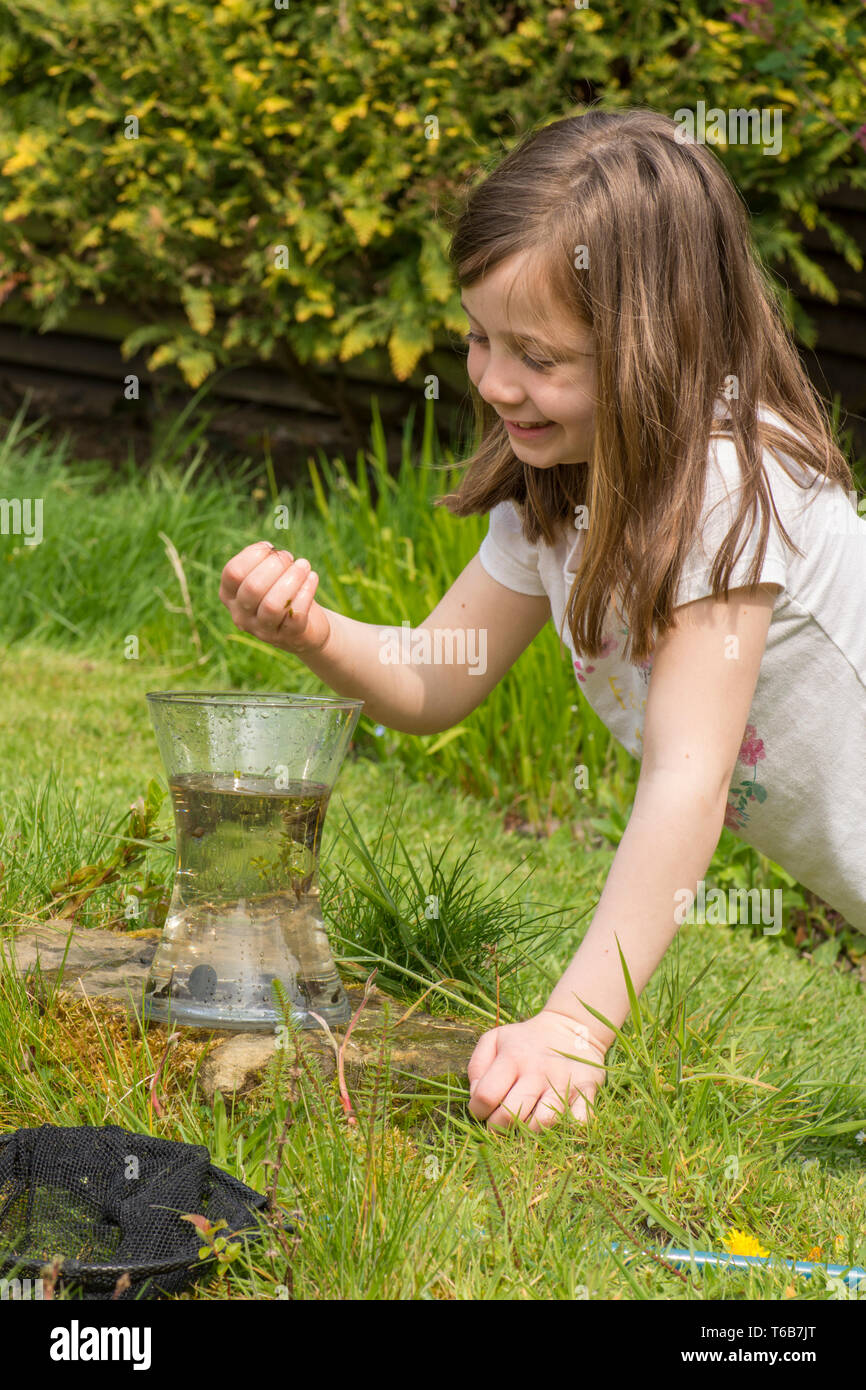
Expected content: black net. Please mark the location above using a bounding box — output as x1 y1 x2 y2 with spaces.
0 1124 271 1300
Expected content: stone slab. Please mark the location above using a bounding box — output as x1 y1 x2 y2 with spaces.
197 985 482 1103
1 924 483 1103
1 920 159 1002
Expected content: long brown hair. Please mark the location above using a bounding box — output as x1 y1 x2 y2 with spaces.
434 107 854 666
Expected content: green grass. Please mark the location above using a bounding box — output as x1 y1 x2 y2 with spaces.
0 399 864 1300
1 644 864 1302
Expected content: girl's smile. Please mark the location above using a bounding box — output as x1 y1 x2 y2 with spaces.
502 419 556 439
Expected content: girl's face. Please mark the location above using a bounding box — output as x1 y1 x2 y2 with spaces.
461 252 597 468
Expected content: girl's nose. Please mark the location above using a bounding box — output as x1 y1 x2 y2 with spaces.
475 363 527 410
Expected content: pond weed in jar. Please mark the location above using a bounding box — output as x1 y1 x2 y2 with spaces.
143 773 351 1030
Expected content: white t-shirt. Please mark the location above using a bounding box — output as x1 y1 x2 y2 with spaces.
478 402 866 933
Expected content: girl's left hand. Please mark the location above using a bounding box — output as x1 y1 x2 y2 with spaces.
466 1009 608 1133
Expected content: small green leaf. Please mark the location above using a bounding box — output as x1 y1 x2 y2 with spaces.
614 935 643 1041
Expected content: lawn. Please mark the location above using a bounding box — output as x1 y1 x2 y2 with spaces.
0 404 864 1301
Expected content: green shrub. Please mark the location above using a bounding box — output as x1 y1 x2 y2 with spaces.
0 0 863 390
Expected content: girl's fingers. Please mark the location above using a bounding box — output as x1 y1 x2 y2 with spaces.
466 1030 500 1094
231 550 298 615
522 1078 598 1133
484 1080 545 1132
527 1085 570 1132
221 540 288 602
278 568 318 627
569 1084 598 1125
254 558 311 625
466 1053 519 1122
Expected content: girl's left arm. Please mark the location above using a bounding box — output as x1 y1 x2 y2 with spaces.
545 581 782 1046
468 581 782 1131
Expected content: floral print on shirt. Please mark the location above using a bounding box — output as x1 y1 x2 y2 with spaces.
724 723 767 830
568 591 765 829
572 617 653 684
573 633 618 684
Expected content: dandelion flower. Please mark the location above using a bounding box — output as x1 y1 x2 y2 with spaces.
723 1227 770 1258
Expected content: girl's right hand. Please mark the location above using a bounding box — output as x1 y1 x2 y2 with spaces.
219 540 331 657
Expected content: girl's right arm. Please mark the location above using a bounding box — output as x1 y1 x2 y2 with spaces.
219 540 551 736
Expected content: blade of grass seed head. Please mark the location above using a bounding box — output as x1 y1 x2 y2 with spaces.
475 1139 521 1271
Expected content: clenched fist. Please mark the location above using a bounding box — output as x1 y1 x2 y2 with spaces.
219 540 331 657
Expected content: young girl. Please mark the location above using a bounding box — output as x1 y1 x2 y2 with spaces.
220 107 866 1136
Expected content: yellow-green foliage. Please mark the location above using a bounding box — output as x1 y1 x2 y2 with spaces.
0 0 863 389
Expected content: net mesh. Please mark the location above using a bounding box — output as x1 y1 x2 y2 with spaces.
0 1124 270 1299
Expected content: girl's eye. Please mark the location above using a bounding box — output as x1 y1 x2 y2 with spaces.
462 331 553 373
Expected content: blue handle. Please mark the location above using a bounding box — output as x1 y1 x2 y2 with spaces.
608 1242 866 1286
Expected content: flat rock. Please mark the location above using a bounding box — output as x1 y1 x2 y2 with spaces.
1 920 159 1003
199 1033 284 1101
197 984 482 1104
1 925 483 1103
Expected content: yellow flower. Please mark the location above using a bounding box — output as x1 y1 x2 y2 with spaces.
723 1227 770 1258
